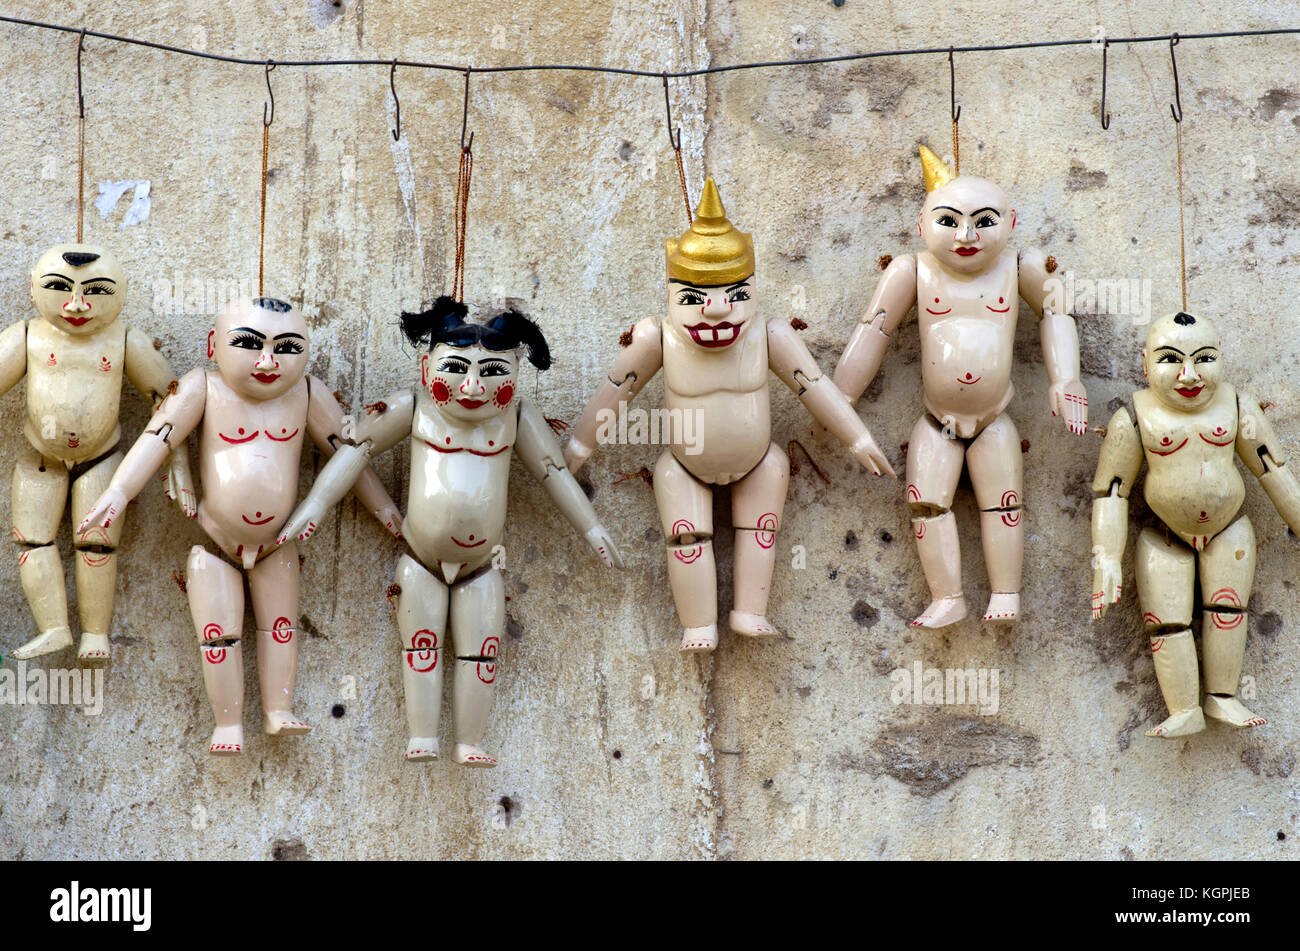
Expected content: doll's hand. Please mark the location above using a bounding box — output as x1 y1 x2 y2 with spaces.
850 431 898 479
585 524 624 568
563 436 592 476
1050 379 1088 436
80 487 130 534
1091 556 1122 620
376 504 404 540
164 450 198 518
277 500 326 546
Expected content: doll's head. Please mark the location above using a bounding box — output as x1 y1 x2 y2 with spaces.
210 297 310 401
665 177 757 351
30 244 127 335
917 145 1015 275
1142 311 1222 412
401 296 551 423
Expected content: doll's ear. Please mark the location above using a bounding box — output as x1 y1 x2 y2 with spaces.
207 329 215 359
400 295 468 349
420 353 430 388
1010 210 1017 230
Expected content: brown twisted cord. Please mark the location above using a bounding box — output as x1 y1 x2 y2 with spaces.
673 146 692 225
1175 122 1187 312
453 143 473 302
259 122 269 296
951 116 959 176
77 115 85 242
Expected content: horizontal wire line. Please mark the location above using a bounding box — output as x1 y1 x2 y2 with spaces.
0 16 1296 76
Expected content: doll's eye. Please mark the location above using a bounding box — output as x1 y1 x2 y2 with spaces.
1157 353 1180 364
437 359 469 373
229 333 263 350
1195 353 1217 364
676 290 705 306
727 288 751 303
935 214 958 228
273 339 304 355
975 215 998 229
42 279 73 292
479 361 511 377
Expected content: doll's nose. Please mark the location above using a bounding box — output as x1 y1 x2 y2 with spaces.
702 296 731 318
63 294 89 313
955 219 976 242
1178 363 1198 382
460 375 486 395
255 350 278 370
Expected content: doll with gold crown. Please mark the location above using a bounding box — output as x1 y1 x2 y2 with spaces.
563 178 897 653
830 146 1088 628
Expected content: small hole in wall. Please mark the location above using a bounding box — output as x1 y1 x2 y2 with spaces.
331 704 345 718
1279 831 1288 841
612 749 622 759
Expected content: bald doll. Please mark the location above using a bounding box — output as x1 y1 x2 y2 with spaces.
1092 311 1300 737
0 243 194 665
82 297 402 755
832 146 1087 628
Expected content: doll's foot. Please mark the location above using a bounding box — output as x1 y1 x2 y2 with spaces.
1145 707 1206 738
910 596 967 629
679 624 719 653
209 725 245 755
452 744 497 768
77 632 110 664
10 626 73 660
981 593 1019 623
729 612 781 639
264 711 313 736
404 738 440 762
1203 694 1267 728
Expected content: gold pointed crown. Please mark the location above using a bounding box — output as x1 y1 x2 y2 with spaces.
666 177 755 286
919 144 957 192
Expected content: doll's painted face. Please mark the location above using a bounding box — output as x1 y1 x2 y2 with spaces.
421 342 518 422
30 244 127 335
1143 313 1222 412
212 297 310 401
665 275 756 350
919 177 1015 274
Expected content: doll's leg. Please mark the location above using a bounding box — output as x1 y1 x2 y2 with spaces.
653 449 718 652
449 566 503 768
70 450 125 662
248 541 311 736
729 442 790 638
393 554 450 761
10 447 72 660
1135 527 1203 738
186 546 247 754
1199 517 1264 728
967 413 1024 623
905 415 966 628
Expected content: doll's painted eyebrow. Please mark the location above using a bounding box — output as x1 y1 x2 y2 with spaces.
273 332 306 341
726 281 751 292
229 327 266 338
970 207 1000 217
1155 346 1186 356
39 272 77 282
1191 346 1218 354
932 206 963 215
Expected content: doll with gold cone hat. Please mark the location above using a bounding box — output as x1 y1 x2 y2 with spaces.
830 146 1087 628
564 177 896 654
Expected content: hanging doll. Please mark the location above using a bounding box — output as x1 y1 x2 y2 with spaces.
278 297 623 767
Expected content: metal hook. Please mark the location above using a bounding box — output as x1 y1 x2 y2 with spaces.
662 74 682 150
1168 34 1182 123
948 47 960 123
460 66 473 150
263 59 275 127
390 61 401 141
1099 38 1111 130
76 28 86 119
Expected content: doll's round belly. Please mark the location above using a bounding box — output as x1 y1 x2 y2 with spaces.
1143 465 1244 539
920 320 1013 420
405 449 508 564
666 389 769 485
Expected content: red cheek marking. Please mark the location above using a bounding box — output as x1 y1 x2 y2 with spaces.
493 382 515 408
430 379 451 403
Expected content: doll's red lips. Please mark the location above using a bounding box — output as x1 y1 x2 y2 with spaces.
456 398 487 408
954 247 981 256
684 320 744 347
1175 386 1204 397
62 315 92 326
251 372 280 383
241 512 276 525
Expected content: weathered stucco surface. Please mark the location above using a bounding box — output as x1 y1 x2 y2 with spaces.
0 0 1297 860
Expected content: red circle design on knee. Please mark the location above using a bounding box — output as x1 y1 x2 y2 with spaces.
906 483 920 503
1142 612 1161 627
914 522 925 539
755 513 777 549
1001 490 1019 508
407 629 439 672
202 622 223 642
1209 588 1241 609
1001 510 1021 527
477 636 499 684
271 616 294 643
204 645 227 664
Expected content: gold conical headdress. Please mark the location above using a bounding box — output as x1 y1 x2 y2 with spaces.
919 144 957 193
666 177 755 286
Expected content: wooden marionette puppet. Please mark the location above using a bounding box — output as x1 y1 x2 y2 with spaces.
277 298 624 767
563 177 896 654
831 146 1088 628
80 297 403 754
1091 311 1300 737
0 243 196 664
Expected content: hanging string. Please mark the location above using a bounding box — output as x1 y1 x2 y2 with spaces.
75 29 86 242
453 140 472 302
948 47 960 175
662 75 692 225
259 60 274 296
1175 122 1187 312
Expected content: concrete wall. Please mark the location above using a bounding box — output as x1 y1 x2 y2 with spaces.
1 0 1296 859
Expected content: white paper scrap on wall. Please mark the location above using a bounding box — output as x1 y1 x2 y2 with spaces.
95 179 152 228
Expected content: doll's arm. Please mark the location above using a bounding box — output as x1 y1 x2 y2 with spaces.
517 398 622 567
831 254 916 403
292 377 411 542
0 321 27 398
1090 406 1143 619
1020 247 1087 436
80 367 207 532
124 327 196 516
563 317 663 475
1236 392 1300 534
768 319 896 478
